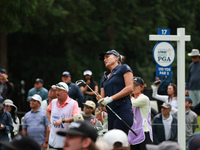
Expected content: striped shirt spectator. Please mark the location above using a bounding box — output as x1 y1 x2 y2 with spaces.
22 94 49 149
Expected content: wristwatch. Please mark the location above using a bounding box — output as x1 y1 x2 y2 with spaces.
62 118 65 123
44 140 48 144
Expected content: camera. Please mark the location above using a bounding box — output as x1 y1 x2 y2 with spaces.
155 80 162 85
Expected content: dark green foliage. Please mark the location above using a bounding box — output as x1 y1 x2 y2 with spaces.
1 0 200 110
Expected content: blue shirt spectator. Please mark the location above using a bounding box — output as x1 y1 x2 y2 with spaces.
27 78 48 102
185 49 200 106
61 71 84 108
68 82 84 108
22 108 49 146
186 58 200 90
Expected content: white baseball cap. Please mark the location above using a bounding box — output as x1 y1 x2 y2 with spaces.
51 85 56 90
83 70 92 76
31 94 42 103
56 82 69 92
103 129 129 149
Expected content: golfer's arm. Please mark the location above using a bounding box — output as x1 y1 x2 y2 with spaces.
94 85 99 95
100 88 105 99
112 71 133 100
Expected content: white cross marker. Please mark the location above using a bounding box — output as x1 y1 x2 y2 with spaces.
149 28 191 150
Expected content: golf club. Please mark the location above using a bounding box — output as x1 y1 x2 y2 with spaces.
75 79 137 136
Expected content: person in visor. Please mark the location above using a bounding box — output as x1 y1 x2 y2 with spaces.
128 77 153 150
97 50 134 135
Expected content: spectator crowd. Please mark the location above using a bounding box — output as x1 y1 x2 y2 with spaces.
0 49 200 150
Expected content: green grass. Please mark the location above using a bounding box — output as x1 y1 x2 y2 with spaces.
195 116 200 133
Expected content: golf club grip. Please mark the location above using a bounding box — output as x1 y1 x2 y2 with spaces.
79 80 98 97
106 105 137 136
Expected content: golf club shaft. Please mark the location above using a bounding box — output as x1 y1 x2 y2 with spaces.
106 105 137 136
76 80 137 136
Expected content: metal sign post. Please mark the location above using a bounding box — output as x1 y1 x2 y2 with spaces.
149 28 191 150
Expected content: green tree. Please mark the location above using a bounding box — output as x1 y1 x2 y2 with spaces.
4 0 200 112
0 0 42 70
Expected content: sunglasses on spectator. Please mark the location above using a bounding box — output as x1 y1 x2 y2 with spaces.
84 105 93 109
56 84 66 89
192 56 198 58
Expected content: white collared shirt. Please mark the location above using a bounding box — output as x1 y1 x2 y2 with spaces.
162 114 173 140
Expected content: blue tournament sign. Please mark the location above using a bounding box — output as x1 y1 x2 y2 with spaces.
153 28 175 76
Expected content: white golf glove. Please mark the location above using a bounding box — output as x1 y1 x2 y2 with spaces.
98 96 113 106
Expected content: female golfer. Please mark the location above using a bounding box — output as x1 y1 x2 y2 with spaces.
97 50 134 135
128 77 153 150
152 82 177 114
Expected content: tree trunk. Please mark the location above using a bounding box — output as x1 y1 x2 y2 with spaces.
107 10 115 48
0 30 7 70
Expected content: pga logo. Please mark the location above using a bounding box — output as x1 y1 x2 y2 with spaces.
153 42 175 67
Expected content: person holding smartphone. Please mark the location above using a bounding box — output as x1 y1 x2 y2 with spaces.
0 69 14 100
152 81 178 114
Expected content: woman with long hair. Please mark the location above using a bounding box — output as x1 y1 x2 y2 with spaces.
97 50 134 135
3 99 20 139
152 82 177 114
80 70 99 106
